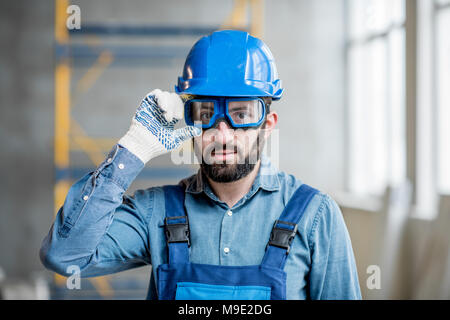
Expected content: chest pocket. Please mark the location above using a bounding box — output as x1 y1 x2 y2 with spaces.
175 282 271 300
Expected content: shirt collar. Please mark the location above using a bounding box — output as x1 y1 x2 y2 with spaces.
182 155 281 194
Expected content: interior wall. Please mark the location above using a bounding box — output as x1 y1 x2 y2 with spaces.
342 205 433 299
0 1 54 278
265 0 346 193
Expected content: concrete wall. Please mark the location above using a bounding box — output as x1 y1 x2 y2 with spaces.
0 1 54 278
266 0 346 193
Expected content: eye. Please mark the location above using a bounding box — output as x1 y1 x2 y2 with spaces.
231 110 251 121
236 112 248 119
200 112 213 120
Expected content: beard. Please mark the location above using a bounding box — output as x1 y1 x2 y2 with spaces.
201 157 257 183
197 131 266 183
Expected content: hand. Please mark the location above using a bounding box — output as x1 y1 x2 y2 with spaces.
118 89 202 163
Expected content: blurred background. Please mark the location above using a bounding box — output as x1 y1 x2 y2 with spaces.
0 0 449 299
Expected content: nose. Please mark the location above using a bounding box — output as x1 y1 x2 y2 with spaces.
214 120 234 144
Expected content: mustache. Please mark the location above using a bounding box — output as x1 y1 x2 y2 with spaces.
202 141 244 164
204 141 241 153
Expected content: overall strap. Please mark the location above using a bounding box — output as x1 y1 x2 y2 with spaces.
261 184 319 270
162 185 190 264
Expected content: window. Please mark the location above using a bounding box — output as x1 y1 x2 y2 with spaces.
416 0 450 218
347 0 450 218
436 0 450 193
346 0 406 196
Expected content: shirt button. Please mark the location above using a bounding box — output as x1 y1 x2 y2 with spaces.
223 247 230 254
227 210 233 217
83 195 89 201
107 158 112 163
118 163 125 169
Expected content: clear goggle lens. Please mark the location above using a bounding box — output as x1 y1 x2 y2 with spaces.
190 101 215 126
188 99 264 127
227 99 264 125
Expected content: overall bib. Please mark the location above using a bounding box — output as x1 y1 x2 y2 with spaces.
157 183 318 300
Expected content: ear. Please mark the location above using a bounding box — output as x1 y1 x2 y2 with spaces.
262 111 278 139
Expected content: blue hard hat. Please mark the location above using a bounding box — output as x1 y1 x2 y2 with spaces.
175 30 283 100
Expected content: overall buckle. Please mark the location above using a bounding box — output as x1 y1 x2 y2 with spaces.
164 216 190 247
268 220 298 254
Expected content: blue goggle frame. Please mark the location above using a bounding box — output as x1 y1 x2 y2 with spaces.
184 97 266 129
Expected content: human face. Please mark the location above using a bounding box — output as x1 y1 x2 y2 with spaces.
193 108 278 183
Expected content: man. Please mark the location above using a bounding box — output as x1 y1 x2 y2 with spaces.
40 30 361 300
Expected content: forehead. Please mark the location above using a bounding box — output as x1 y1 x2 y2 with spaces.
190 95 259 99
190 95 271 104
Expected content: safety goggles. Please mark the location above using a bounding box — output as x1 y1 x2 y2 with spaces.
184 97 266 129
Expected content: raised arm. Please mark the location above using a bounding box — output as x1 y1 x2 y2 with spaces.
40 90 201 278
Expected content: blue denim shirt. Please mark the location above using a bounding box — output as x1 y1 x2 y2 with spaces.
40 144 362 300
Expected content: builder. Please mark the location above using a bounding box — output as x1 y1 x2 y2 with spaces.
40 30 361 300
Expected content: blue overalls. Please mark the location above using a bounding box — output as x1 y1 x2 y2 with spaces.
157 183 319 300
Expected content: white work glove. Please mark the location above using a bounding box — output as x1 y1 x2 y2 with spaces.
118 89 202 163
